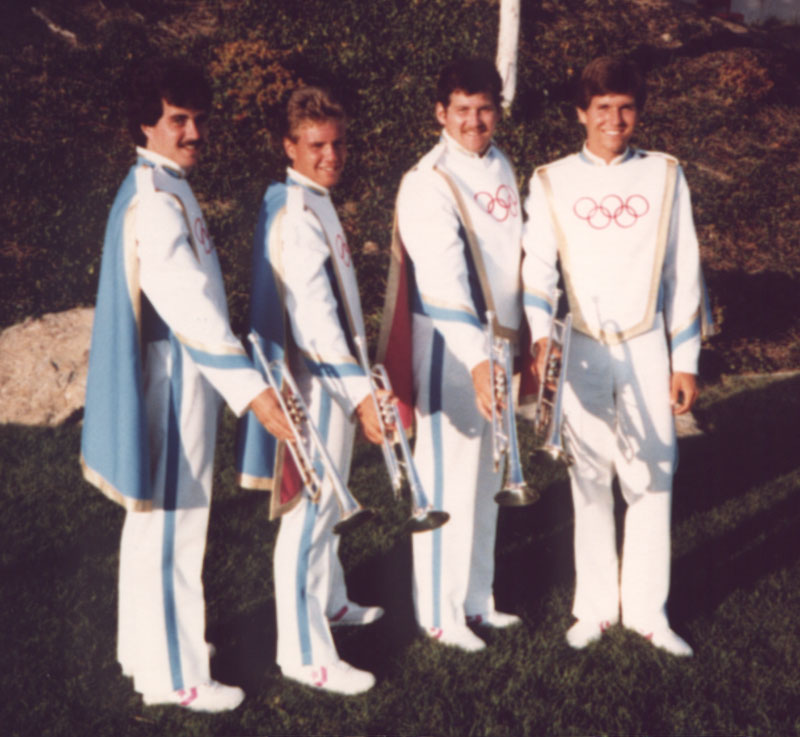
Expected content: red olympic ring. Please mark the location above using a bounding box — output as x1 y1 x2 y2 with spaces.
573 194 649 229
193 218 213 254
474 184 519 222
335 233 351 267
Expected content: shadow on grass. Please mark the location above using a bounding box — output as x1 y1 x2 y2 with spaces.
703 269 800 372
207 600 278 694
675 373 800 517
670 484 800 624
2 371 798 716
670 373 800 623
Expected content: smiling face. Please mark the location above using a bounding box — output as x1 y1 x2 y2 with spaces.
283 119 347 189
577 93 638 163
436 90 499 155
140 99 208 172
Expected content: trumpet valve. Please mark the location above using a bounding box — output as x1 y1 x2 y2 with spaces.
285 397 305 424
380 404 394 426
545 355 560 386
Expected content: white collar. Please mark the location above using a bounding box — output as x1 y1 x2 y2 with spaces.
580 143 632 167
286 167 329 196
136 146 186 177
441 130 494 160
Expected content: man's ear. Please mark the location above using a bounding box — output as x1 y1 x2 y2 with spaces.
435 101 447 127
283 136 296 163
576 107 587 125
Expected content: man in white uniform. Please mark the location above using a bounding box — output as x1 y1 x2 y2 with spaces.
237 87 386 695
81 59 292 711
385 58 525 652
522 56 713 656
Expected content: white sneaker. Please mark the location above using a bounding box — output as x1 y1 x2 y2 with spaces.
466 610 522 629
281 660 375 695
142 680 245 712
423 625 486 652
636 626 694 657
328 603 385 628
565 619 613 649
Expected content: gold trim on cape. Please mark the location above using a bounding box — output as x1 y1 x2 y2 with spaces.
266 207 305 520
376 207 405 365
537 157 678 345
433 166 520 342
80 455 153 512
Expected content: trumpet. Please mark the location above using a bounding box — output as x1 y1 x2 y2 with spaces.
353 336 450 533
533 304 573 465
486 311 539 507
248 332 376 535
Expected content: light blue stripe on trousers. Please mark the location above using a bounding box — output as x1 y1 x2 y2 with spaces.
162 337 184 690
429 331 445 629
296 389 332 665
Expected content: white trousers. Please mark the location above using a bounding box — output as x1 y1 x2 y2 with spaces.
411 319 502 630
117 339 220 697
273 370 354 670
563 319 676 630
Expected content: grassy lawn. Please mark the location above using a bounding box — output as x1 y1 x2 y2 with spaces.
1 372 798 737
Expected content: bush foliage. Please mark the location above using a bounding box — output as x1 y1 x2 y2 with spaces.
1 0 799 372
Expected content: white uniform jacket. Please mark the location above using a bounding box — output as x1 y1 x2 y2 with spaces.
522 146 711 375
397 132 523 369
278 168 371 414
236 168 371 515
81 146 266 510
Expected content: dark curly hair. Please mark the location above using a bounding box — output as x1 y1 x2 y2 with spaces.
436 57 503 111
126 58 212 146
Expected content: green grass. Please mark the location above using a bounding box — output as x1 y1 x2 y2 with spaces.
2 373 799 736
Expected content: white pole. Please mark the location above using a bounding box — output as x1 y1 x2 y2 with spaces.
495 0 520 113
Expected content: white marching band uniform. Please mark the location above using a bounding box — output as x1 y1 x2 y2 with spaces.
237 168 373 680
522 145 711 635
396 131 523 637
81 147 268 700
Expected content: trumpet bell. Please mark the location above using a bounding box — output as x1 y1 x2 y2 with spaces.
404 508 450 534
538 443 573 466
333 507 378 536
494 483 540 507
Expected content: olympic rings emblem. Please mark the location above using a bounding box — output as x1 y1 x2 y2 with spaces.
474 184 519 222
573 194 649 229
335 234 351 267
193 218 213 254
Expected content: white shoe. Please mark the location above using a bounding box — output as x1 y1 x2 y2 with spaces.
142 680 245 712
636 626 694 657
466 610 522 629
281 660 375 695
565 619 613 649
328 603 385 628
423 625 486 652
